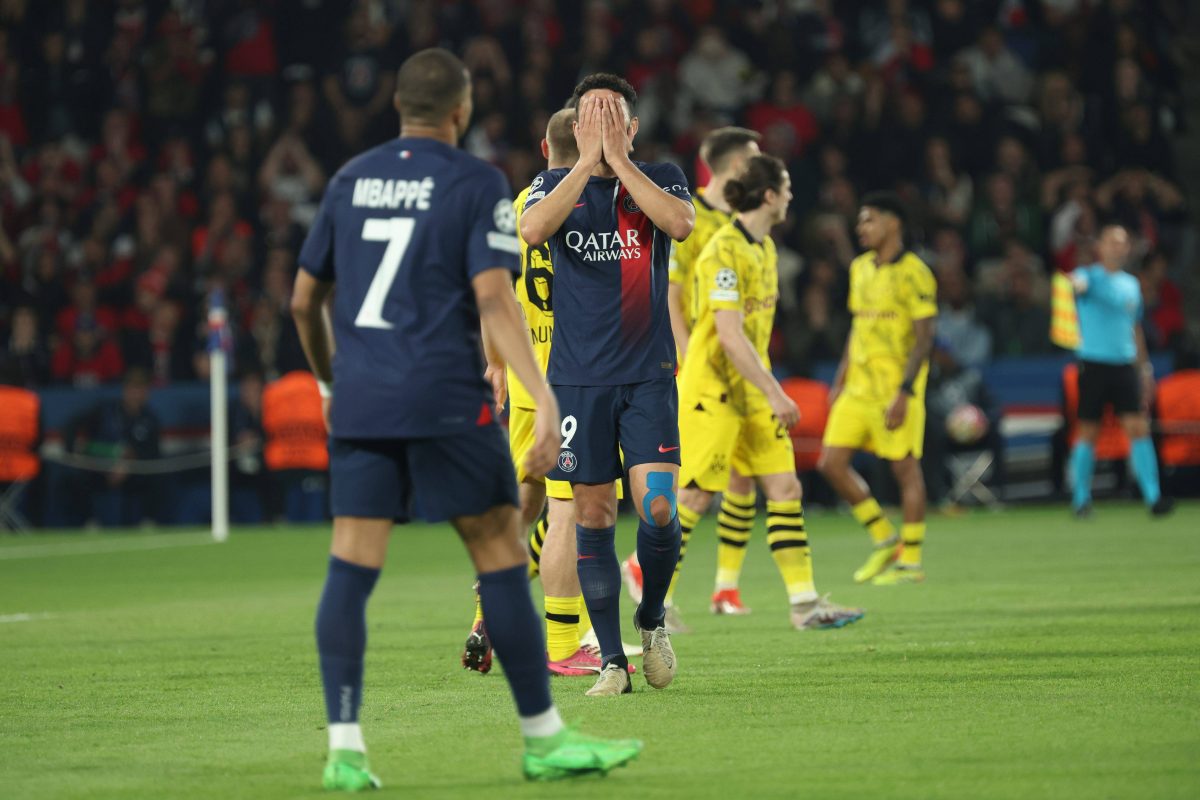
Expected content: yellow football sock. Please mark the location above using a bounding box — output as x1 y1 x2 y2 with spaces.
899 522 925 567
766 499 816 604
527 507 547 580
715 488 755 589
851 497 897 545
576 595 592 642
472 592 483 626
666 503 702 605
544 595 582 661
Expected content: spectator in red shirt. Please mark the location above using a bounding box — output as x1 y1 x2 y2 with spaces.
51 313 124 386
747 71 820 161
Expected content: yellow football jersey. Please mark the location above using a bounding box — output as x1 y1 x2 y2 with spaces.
678 220 778 415
669 188 732 330
508 186 555 409
843 250 938 403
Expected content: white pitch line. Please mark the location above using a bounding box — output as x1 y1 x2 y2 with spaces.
0 612 51 623
0 533 216 561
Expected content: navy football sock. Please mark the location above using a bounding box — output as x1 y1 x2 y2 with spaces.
315 556 381 724
576 525 628 670
477 564 554 717
636 516 681 629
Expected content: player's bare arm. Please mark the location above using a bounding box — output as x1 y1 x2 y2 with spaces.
479 323 508 415
714 308 800 428
667 281 690 359
473 267 560 477
291 269 336 429
830 340 850 404
885 316 936 431
601 97 695 241
518 96 603 246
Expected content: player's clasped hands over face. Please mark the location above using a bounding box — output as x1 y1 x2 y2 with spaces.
599 94 630 165
574 94 604 168
524 393 562 479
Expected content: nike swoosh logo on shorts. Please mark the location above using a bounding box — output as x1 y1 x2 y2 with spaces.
658 444 680 453
574 202 586 208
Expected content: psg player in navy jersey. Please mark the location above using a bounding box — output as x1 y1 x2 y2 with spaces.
291 49 642 789
521 74 695 696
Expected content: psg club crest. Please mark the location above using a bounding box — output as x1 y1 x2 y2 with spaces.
558 450 578 473
622 194 641 214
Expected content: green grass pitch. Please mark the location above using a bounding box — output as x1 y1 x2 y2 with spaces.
2 503 1198 799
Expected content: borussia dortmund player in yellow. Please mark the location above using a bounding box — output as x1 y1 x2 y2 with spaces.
677 155 864 630
465 109 632 678
623 127 763 626
818 192 938 586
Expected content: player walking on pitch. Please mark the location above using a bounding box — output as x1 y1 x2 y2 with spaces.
818 193 937 586
623 127 764 624
292 49 641 789
464 108 639 678
1068 223 1173 518
520 74 695 697
677 155 864 630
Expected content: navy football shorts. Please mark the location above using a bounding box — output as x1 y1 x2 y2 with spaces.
548 379 680 484
329 423 519 522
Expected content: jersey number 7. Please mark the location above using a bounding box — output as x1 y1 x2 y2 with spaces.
355 217 416 330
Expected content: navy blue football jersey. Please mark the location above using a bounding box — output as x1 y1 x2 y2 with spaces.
299 137 520 438
523 162 690 386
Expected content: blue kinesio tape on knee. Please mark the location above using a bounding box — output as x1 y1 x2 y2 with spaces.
642 471 677 523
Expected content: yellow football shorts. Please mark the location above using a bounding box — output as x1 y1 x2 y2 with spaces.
679 396 796 492
510 405 624 501
821 392 926 461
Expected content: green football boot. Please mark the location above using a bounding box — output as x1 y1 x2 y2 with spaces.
322 749 382 792
853 539 901 583
522 727 643 781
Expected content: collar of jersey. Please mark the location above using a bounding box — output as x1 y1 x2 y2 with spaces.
733 219 759 245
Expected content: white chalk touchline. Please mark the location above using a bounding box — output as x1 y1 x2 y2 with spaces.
0 533 216 561
0 612 51 623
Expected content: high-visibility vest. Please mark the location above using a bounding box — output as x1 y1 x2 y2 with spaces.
0 386 39 482
1157 370 1200 467
262 371 329 472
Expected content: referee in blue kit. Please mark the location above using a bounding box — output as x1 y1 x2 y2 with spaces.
1069 223 1173 518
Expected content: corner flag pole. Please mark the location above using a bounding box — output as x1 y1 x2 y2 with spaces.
208 289 230 543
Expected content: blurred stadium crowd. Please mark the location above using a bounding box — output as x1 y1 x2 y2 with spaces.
0 0 1194 392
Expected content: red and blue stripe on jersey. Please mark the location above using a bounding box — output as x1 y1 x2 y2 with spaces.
525 161 690 386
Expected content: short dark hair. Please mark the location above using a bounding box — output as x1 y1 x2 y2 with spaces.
861 191 912 247
724 155 787 212
701 127 762 173
861 191 907 229
567 73 637 115
395 48 470 124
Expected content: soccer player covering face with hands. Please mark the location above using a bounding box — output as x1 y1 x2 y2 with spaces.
291 49 641 790
676 155 864 631
520 74 695 697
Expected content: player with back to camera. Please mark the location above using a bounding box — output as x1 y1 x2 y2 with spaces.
676 154 864 630
818 193 938 586
520 73 695 697
291 48 642 790
622 127 764 625
1068 223 1173 519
